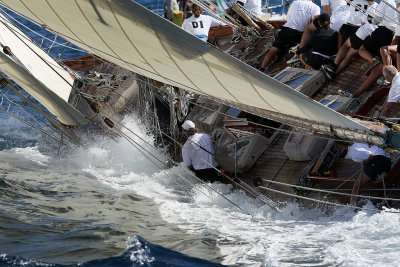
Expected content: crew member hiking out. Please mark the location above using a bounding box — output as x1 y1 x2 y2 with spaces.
181 120 220 182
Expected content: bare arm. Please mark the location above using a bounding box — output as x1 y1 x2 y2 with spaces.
322 5 331 16
381 102 398 117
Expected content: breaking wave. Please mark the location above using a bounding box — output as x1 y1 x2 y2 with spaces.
1 114 400 267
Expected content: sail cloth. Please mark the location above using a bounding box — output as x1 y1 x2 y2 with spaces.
0 12 88 126
1 0 370 133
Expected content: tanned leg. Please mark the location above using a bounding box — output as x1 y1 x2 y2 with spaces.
334 39 351 67
260 46 280 69
380 45 394 66
397 51 400 70
352 64 383 98
359 45 375 63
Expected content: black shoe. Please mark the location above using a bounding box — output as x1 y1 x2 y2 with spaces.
258 67 265 72
320 64 336 80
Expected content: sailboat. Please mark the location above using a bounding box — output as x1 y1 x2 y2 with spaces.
1 0 400 211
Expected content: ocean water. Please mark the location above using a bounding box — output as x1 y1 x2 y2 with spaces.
1 0 399 267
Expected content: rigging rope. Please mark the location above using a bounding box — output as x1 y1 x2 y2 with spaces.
264 177 400 203
259 185 400 213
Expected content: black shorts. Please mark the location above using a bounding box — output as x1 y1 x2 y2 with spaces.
363 26 394 56
364 155 391 180
272 26 303 50
302 52 334 70
350 34 363 50
194 167 220 183
397 44 400 54
340 24 359 41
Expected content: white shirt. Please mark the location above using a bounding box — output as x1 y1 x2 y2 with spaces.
354 2 378 39
388 73 400 103
240 0 263 16
330 5 350 32
320 0 346 14
182 14 224 41
284 0 320 32
395 24 400 37
345 143 389 163
346 0 368 26
356 22 378 40
182 133 218 170
375 0 397 31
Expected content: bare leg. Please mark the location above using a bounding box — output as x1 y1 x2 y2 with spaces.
397 52 400 70
260 46 280 69
338 33 345 50
352 64 383 98
359 45 374 63
380 45 398 66
381 102 397 117
392 35 400 46
337 48 358 74
334 39 351 66
299 22 317 48
350 171 372 204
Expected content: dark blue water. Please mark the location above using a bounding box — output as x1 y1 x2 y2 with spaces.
0 236 223 267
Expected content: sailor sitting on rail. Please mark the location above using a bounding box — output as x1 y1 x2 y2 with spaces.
357 0 397 73
298 0 346 49
181 4 225 42
321 0 378 80
296 13 338 70
381 65 400 117
346 142 391 204
181 120 220 182
258 0 320 73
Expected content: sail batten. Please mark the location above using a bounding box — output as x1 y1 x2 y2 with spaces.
2 0 372 133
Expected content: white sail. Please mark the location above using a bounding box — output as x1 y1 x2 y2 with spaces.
0 12 88 126
1 0 370 132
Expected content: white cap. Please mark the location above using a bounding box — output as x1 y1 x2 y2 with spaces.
182 120 195 130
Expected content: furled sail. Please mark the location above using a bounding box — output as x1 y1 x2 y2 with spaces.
1 0 370 133
0 12 88 126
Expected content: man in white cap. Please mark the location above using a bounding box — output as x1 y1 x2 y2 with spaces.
181 120 220 182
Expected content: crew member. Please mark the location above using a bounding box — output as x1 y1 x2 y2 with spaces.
381 65 400 117
296 13 338 70
346 143 391 204
182 4 225 42
181 120 220 182
259 0 320 72
299 0 346 48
